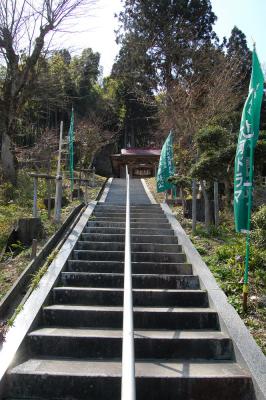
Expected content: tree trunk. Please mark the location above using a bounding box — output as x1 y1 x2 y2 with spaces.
224 179 231 210
214 181 219 228
1 132 17 185
180 186 186 217
200 180 211 232
192 179 197 234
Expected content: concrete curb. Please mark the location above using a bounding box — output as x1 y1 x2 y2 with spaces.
0 203 84 321
0 178 107 321
0 202 97 393
141 179 157 204
161 202 266 400
99 178 113 203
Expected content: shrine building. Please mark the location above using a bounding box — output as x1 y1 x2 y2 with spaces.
111 148 161 178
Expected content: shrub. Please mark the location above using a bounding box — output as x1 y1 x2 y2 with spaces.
0 182 15 203
252 205 266 248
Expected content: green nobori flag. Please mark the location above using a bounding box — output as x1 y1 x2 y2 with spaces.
234 48 264 232
68 108 75 192
157 131 174 192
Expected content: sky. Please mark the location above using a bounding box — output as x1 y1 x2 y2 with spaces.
57 0 123 76
62 0 266 76
211 0 266 67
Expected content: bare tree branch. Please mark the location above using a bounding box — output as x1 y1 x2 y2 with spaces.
0 0 96 183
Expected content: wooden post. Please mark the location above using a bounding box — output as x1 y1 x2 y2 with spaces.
56 121 63 177
214 181 219 227
54 175 62 223
33 176 38 218
201 180 211 232
31 239 37 259
78 167 81 199
54 121 63 223
192 179 197 234
47 158 52 219
180 186 186 217
85 171 88 205
92 166 96 187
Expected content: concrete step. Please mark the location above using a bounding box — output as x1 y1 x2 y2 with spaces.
52 287 208 307
92 211 166 220
92 212 165 217
27 328 233 360
73 250 187 263
67 260 193 275
7 358 254 400
94 210 162 215
84 227 174 235
60 272 199 289
76 241 182 253
80 233 178 244
42 305 219 330
94 203 160 212
86 221 170 228
88 217 167 223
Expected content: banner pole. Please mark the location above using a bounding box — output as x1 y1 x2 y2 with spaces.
243 144 254 312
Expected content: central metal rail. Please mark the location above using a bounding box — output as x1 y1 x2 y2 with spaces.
121 166 136 400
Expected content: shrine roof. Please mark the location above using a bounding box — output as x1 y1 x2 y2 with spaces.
121 148 161 156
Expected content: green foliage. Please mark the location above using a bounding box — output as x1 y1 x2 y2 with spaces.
214 240 266 272
111 34 158 147
0 203 31 251
7 304 24 327
195 245 208 256
29 249 59 291
118 0 217 89
203 240 265 315
192 214 266 324
167 174 191 188
9 241 26 253
194 223 230 239
255 131 266 176
195 125 228 152
226 26 252 95
0 182 15 203
252 205 266 248
191 124 235 181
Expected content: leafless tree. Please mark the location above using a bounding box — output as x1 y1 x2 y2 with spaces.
158 55 242 139
157 52 244 231
0 0 95 184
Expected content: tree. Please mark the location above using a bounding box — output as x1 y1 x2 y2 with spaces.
226 26 252 97
70 48 101 116
158 45 243 135
0 0 95 184
112 33 158 147
190 124 236 230
117 0 217 91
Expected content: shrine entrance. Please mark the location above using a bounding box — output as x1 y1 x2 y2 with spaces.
110 148 161 178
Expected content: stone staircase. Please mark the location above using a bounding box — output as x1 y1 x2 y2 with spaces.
5 202 255 399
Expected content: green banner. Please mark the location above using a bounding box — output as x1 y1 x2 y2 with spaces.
157 131 174 192
234 48 264 232
68 108 75 192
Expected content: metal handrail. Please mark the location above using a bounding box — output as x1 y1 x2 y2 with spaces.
121 166 136 400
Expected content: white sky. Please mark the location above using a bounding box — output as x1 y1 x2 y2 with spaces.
55 0 123 76
56 0 266 77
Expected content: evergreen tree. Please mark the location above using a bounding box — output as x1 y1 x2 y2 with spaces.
118 0 217 90
226 26 252 97
112 33 158 147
